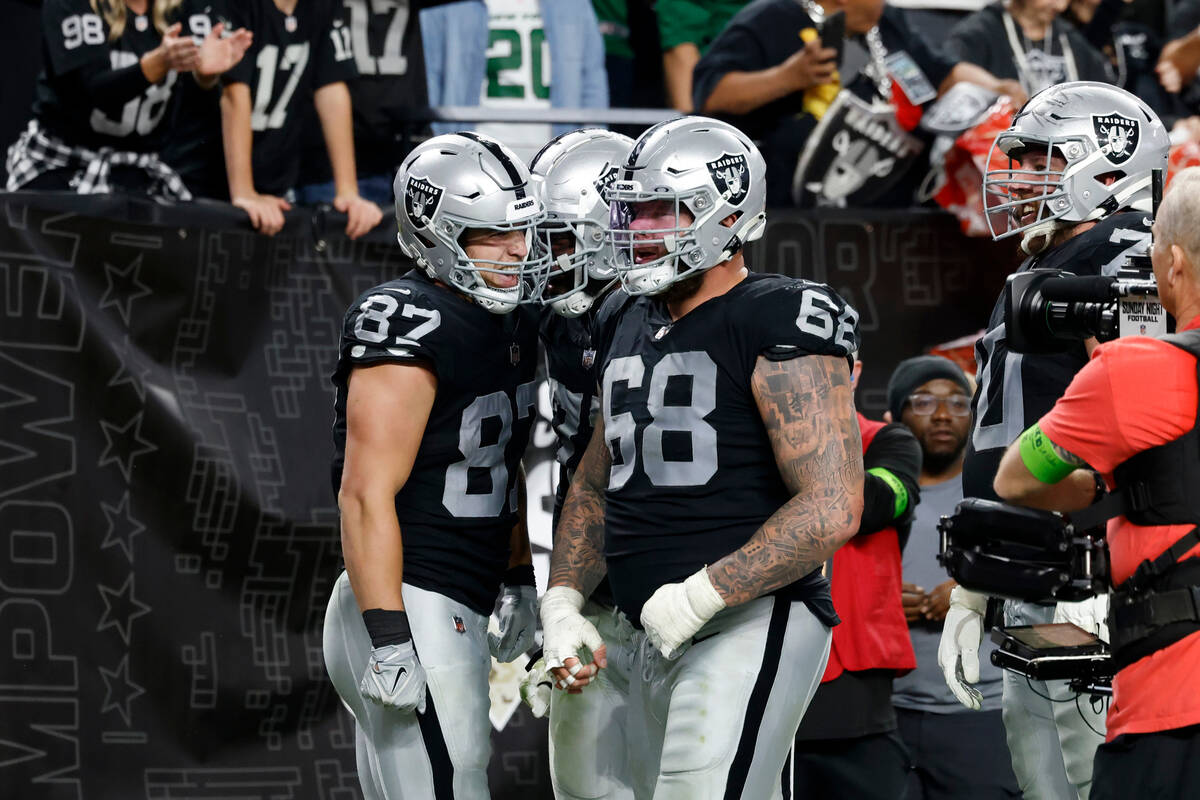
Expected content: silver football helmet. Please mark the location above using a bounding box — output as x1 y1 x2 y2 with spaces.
393 132 548 314
984 81 1169 252
529 129 634 317
606 116 767 295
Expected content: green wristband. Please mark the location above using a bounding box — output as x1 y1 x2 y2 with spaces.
1018 423 1077 484
867 467 909 518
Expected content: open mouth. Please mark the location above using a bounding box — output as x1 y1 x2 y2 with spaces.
1016 201 1040 228
633 243 663 264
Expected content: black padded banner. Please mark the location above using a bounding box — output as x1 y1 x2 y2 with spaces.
0 193 1012 799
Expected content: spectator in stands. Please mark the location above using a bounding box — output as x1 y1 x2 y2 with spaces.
1157 0 1200 106
219 0 383 238
944 0 1112 100
7 0 250 199
296 0 433 208
1065 0 1182 122
886 355 1020 800
658 0 748 112
790 356 922 800
419 0 607 164
693 0 1025 206
592 0 666 113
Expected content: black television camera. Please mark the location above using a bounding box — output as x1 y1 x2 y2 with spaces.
1002 169 1169 354
938 499 1114 692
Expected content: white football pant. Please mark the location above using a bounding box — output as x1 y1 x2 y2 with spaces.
1001 600 1106 800
548 602 638 800
323 571 493 799
627 596 831 799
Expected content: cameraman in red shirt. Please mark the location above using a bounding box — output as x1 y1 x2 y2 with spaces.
993 166 1200 798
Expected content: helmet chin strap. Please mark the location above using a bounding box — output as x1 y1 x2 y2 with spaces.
1020 218 1064 255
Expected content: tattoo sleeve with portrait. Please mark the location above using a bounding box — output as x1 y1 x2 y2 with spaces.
707 354 865 607
548 414 611 597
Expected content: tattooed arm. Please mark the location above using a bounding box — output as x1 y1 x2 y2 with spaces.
994 423 1098 512
707 354 865 607
548 413 612 597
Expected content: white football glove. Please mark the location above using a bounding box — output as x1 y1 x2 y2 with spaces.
938 586 988 710
519 657 554 718
489 584 538 663
1054 593 1110 643
540 586 605 683
640 567 727 660
359 641 427 713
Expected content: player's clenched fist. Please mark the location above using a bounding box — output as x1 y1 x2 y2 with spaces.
640 567 727 659
359 641 427 714
540 586 606 692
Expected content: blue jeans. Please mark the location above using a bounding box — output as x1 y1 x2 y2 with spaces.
294 173 393 207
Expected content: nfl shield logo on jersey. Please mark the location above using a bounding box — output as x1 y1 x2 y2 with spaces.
706 153 750 205
404 177 444 230
1092 113 1140 165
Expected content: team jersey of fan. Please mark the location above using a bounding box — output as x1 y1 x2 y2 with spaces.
32 0 210 151
962 211 1153 501
300 0 430 184
331 270 539 615
225 0 358 195
161 2 236 199
592 271 859 627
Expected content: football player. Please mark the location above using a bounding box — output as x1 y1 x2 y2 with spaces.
322 132 546 800
521 128 638 800
940 81 1170 800
7 0 250 197
540 116 865 798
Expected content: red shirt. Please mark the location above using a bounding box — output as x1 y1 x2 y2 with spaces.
1039 315 1200 741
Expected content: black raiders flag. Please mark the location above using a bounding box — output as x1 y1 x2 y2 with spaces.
706 153 750 205
403 176 444 229
792 91 924 207
1092 113 1140 165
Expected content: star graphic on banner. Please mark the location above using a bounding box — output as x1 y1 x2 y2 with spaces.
99 653 145 725
97 574 151 645
101 492 145 563
108 335 151 401
98 412 157 482
98 254 152 327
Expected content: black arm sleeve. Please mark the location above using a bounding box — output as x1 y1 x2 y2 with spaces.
857 423 922 547
78 62 152 107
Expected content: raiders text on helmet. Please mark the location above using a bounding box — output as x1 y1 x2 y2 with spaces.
528 128 634 317
605 116 767 295
983 81 1169 249
392 132 549 314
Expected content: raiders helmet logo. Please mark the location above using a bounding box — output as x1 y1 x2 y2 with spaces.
706 153 750 205
594 165 620 197
1092 113 1140 165
403 177 444 230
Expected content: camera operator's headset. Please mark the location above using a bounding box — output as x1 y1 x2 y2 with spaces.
941 327 1200 672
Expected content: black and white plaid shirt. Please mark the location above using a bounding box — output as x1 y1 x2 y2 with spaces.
6 120 193 201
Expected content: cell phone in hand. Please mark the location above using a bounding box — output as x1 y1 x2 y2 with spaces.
819 10 845 65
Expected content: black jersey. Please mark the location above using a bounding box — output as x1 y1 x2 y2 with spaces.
161 2 236 199
225 0 358 195
33 0 203 151
593 272 859 626
305 0 429 182
539 307 619 608
540 311 600 480
963 212 1154 501
331 271 539 615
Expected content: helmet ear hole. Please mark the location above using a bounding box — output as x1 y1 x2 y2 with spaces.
1095 170 1125 187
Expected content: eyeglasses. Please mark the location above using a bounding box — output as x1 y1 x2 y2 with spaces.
906 393 971 417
